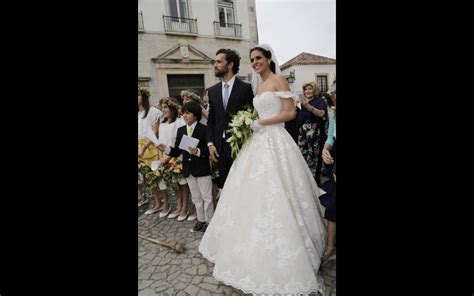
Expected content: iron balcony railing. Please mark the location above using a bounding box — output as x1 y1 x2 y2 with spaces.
138 11 144 31
213 21 242 38
163 15 197 34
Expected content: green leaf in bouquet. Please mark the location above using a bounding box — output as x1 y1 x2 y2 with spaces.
230 145 240 159
251 108 258 119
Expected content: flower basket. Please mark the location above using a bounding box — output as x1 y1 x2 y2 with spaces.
160 157 183 192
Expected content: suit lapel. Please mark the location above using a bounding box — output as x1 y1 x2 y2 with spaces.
215 82 225 112
192 122 201 138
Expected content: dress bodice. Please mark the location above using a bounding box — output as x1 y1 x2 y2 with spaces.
253 91 298 122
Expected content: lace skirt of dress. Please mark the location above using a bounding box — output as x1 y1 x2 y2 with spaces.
199 125 327 295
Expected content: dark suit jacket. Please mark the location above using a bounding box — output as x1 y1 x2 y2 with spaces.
167 122 211 178
206 77 254 154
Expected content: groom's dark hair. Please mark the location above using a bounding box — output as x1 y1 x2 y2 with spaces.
216 48 240 75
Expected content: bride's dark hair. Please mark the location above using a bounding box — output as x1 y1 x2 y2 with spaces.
250 47 276 74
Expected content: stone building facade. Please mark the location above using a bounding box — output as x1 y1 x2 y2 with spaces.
138 0 259 105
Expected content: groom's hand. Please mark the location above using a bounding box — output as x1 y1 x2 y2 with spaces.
208 145 219 163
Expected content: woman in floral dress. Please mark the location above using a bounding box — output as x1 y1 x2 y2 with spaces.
296 82 328 186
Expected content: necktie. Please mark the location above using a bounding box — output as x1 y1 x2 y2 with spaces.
187 126 193 136
223 83 230 110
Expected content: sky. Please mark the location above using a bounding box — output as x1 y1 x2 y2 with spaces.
255 0 336 65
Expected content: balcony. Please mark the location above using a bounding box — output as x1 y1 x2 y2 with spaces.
213 21 242 39
163 16 198 35
138 11 144 32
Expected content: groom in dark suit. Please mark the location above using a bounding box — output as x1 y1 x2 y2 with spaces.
207 48 254 189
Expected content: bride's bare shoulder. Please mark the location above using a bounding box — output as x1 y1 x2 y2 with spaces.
270 73 286 82
271 74 290 91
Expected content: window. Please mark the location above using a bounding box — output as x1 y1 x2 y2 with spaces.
167 74 204 102
215 0 240 37
316 75 328 93
218 1 235 27
138 11 144 31
166 0 193 33
169 0 189 19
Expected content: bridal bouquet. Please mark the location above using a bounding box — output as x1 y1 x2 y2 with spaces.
227 105 258 159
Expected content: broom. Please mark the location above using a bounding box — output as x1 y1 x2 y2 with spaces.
138 234 185 254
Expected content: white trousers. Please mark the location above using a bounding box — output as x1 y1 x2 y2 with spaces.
186 175 214 223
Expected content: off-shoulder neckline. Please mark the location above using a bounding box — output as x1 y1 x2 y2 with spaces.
255 90 292 97
255 91 273 97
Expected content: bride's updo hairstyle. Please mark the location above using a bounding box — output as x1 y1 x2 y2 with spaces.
249 46 276 74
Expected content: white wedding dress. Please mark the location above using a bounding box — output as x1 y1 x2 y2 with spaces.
199 91 327 295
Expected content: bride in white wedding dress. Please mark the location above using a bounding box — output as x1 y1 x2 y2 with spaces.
199 44 327 295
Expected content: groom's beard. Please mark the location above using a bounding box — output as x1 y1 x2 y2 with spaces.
214 68 228 78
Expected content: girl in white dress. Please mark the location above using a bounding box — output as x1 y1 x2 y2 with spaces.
145 97 189 220
138 88 162 207
199 45 327 295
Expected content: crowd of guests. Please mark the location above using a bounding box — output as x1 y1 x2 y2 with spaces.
138 88 218 233
138 45 337 295
138 80 336 249
138 83 336 240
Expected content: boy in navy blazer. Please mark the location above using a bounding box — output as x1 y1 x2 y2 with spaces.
158 102 214 233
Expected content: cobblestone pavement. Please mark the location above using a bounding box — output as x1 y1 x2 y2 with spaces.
138 201 336 296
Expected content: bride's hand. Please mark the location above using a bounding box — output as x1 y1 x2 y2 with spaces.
251 120 263 133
